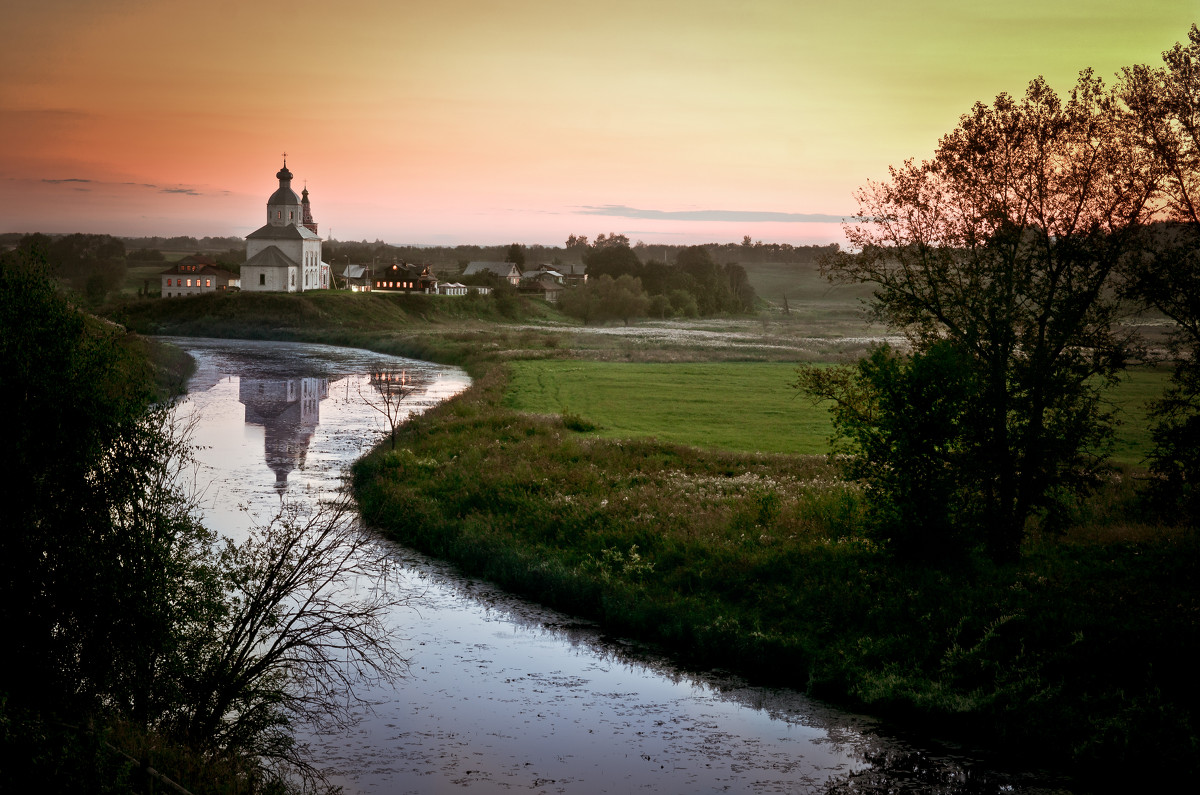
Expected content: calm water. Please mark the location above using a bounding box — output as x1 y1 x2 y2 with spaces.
170 337 1069 795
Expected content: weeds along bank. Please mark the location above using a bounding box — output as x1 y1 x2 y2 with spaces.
352 362 1198 786
105 290 1198 782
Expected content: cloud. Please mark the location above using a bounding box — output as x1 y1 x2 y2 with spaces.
38 177 204 196
578 205 848 223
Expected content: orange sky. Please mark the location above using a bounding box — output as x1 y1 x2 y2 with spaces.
1 1 1196 246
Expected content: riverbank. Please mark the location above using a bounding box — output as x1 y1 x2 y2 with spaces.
351 361 1198 789
105 294 1198 787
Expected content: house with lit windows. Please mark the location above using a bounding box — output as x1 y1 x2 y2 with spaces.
373 262 438 293
241 156 330 292
161 254 240 297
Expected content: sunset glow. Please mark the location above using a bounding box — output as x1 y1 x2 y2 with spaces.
1 1 1195 245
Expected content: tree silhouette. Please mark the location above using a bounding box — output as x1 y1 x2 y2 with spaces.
361 367 416 450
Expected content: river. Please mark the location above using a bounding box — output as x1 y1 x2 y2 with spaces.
170 337 1070 795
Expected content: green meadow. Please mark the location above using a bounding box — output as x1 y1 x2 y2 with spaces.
504 359 1169 468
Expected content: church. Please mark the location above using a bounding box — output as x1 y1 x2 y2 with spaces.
242 156 330 292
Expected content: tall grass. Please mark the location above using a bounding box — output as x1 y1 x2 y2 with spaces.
353 363 1198 787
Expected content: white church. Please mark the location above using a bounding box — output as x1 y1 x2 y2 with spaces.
242 156 330 292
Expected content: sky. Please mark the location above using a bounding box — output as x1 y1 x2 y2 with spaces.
1 1 1197 247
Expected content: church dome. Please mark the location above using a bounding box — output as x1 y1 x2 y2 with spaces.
269 185 302 206
276 163 293 181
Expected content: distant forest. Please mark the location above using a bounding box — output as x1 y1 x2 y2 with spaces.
0 231 838 271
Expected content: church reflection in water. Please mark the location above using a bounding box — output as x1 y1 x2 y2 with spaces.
238 376 330 493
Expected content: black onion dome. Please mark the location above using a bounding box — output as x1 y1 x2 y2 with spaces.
268 186 301 206
276 163 293 181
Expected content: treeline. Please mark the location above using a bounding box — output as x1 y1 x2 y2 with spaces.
121 234 244 252
12 232 127 303
554 236 758 322
322 237 837 274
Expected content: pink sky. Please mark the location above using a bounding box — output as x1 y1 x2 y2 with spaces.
1 1 1195 246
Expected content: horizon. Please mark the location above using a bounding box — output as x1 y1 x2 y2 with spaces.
2 2 1195 248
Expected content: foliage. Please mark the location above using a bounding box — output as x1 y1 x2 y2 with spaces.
0 253 405 792
1119 25 1200 522
824 72 1153 561
172 499 407 788
796 343 980 561
353 362 1198 787
570 237 758 317
504 242 526 267
558 273 649 325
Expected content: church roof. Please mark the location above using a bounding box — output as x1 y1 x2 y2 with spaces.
244 245 299 270
464 261 520 277
246 222 320 241
268 186 302 206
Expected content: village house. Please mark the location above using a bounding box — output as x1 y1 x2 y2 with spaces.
557 262 588 287
373 262 437 293
338 263 373 291
519 272 565 303
521 265 565 284
161 254 240 297
462 261 521 286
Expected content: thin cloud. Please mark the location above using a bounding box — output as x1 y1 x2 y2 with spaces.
578 205 848 224
39 177 204 196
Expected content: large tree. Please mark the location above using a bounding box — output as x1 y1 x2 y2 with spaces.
1119 25 1200 519
810 73 1155 561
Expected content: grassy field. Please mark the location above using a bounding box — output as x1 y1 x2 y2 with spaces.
505 359 1171 467
108 292 1195 786
504 360 833 454
354 363 1198 788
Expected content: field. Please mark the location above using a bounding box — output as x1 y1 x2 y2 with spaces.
98 287 1196 785
505 358 1170 467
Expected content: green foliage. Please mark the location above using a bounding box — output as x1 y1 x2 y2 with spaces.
572 238 758 317
558 273 649 325
504 241 526 267
828 72 1149 561
796 343 981 561
353 361 1199 785
1 254 404 792
1119 26 1200 523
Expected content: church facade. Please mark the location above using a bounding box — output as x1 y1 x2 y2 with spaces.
242 158 328 292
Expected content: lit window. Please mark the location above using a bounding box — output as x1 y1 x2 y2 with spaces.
206 279 211 287
186 278 192 287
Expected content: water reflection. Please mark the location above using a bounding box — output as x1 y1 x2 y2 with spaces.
239 376 327 493
165 337 1070 795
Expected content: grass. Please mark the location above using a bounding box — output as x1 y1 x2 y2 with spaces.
503 360 834 454
353 362 1198 788
103 290 1196 787
504 359 1171 465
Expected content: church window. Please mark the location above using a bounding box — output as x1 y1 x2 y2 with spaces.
291 272 295 286
259 273 266 286
276 211 281 219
